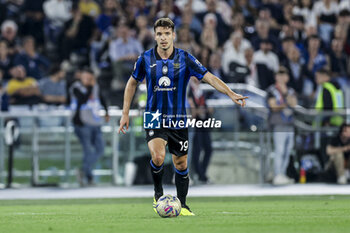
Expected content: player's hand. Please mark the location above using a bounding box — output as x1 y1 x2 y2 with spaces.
231 94 248 107
118 114 129 134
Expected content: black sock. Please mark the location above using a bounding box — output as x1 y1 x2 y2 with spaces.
175 168 189 206
150 160 164 199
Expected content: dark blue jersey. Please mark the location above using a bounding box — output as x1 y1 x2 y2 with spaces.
132 47 208 128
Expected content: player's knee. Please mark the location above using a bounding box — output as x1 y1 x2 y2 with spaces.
152 152 165 166
174 160 187 171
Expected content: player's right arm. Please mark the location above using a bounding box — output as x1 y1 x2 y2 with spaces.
118 77 138 134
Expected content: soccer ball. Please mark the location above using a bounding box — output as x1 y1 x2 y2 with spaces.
155 194 181 218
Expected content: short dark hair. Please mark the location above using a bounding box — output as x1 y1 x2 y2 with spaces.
309 34 320 40
282 36 295 43
49 64 62 75
153 18 175 32
339 9 350 17
338 123 350 136
315 68 330 76
80 67 94 75
276 66 288 75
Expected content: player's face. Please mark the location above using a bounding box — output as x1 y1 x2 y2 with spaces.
154 26 175 51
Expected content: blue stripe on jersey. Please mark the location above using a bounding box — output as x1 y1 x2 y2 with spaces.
167 59 174 117
149 50 157 112
172 50 180 120
176 52 185 120
156 59 163 113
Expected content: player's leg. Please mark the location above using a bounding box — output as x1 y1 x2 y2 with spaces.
172 154 194 216
168 128 194 215
147 137 167 200
172 154 189 204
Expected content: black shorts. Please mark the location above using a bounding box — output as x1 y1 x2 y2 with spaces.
145 128 189 156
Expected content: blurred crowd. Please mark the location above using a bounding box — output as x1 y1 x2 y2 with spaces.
0 0 349 109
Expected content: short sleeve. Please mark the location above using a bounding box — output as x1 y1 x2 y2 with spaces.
186 52 208 81
131 54 145 82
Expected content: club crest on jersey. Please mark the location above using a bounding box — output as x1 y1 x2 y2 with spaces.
162 65 168 75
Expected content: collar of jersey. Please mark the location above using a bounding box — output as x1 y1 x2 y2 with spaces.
154 45 176 60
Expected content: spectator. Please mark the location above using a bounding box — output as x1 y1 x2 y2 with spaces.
96 0 121 35
326 123 350 184
292 0 317 26
333 23 350 55
70 68 109 186
6 65 41 105
312 0 339 44
283 46 311 97
257 7 280 31
43 0 72 44
39 64 66 105
314 68 344 127
251 19 279 53
178 3 202 40
13 36 50 80
0 20 19 55
197 46 211 68
288 15 307 43
61 3 96 62
188 77 213 183
109 22 143 90
175 24 200 55
156 0 181 25
232 0 256 26
135 15 154 51
304 35 329 76
280 2 294 26
200 13 219 51
208 52 226 82
244 47 259 88
79 0 101 18
267 67 297 185
254 39 279 73
0 40 14 82
3 0 24 23
329 37 349 79
135 0 152 17
21 0 45 45
279 36 296 64
222 30 251 79
195 0 230 46
231 10 246 33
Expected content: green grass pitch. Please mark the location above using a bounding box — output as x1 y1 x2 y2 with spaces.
1 196 350 233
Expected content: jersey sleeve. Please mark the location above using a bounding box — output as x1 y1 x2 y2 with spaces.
131 54 146 82
186 52 208 81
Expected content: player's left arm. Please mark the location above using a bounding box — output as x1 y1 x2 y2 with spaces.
202 72 248 107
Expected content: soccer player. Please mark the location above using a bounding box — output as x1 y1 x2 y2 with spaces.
118 18 247 216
